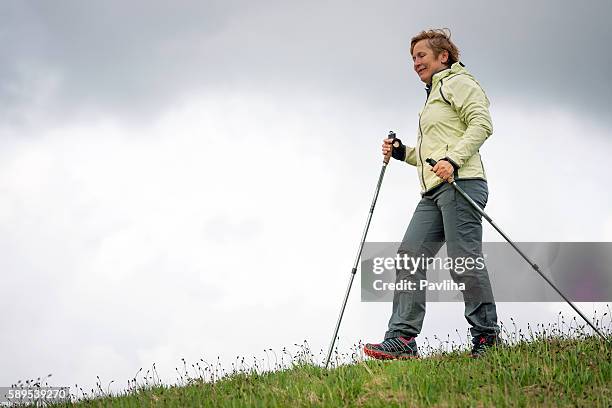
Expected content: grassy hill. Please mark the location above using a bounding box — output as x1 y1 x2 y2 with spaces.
64 333 610 407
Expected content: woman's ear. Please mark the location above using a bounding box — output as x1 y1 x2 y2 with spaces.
441 50 449 64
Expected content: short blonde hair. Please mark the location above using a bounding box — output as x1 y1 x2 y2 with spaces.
410 28 460 66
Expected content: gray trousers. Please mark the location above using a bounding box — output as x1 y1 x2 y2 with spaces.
385 179 500 339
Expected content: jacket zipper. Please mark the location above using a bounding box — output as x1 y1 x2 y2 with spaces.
418 88 433 191
418 121 426 191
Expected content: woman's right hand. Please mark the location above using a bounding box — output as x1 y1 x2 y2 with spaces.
382 138 394 160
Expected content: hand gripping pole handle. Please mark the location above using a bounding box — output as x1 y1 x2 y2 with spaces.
384 131 397 164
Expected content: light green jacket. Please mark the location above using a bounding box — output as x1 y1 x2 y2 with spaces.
404 62 493 194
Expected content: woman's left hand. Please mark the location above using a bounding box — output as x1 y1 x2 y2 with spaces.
431 160 454 181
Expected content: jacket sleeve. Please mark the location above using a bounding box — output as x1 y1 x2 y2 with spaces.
443 75 493 167
405 146 417 166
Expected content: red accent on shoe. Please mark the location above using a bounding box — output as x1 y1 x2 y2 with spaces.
398 336 414 346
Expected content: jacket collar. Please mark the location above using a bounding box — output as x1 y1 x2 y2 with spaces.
425 62 466 95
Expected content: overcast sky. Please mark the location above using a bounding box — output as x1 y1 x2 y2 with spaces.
1 0 611 395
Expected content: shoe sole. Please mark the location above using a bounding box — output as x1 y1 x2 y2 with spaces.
471 344 499 358
363 347 418 360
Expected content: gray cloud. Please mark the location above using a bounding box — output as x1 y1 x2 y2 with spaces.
0 0 255 125
1 0 611 128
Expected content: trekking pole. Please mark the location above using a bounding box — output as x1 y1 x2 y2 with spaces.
324 131 397 369
425 158 607 340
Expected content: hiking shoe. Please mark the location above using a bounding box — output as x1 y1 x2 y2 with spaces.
471 334 500 358
364 336 418 360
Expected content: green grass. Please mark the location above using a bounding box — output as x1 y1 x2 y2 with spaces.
60 334 610 407
12 312 606 407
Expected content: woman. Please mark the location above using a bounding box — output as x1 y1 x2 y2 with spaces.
364 29 500 359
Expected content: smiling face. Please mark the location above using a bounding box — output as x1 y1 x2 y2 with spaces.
412 39 449 84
